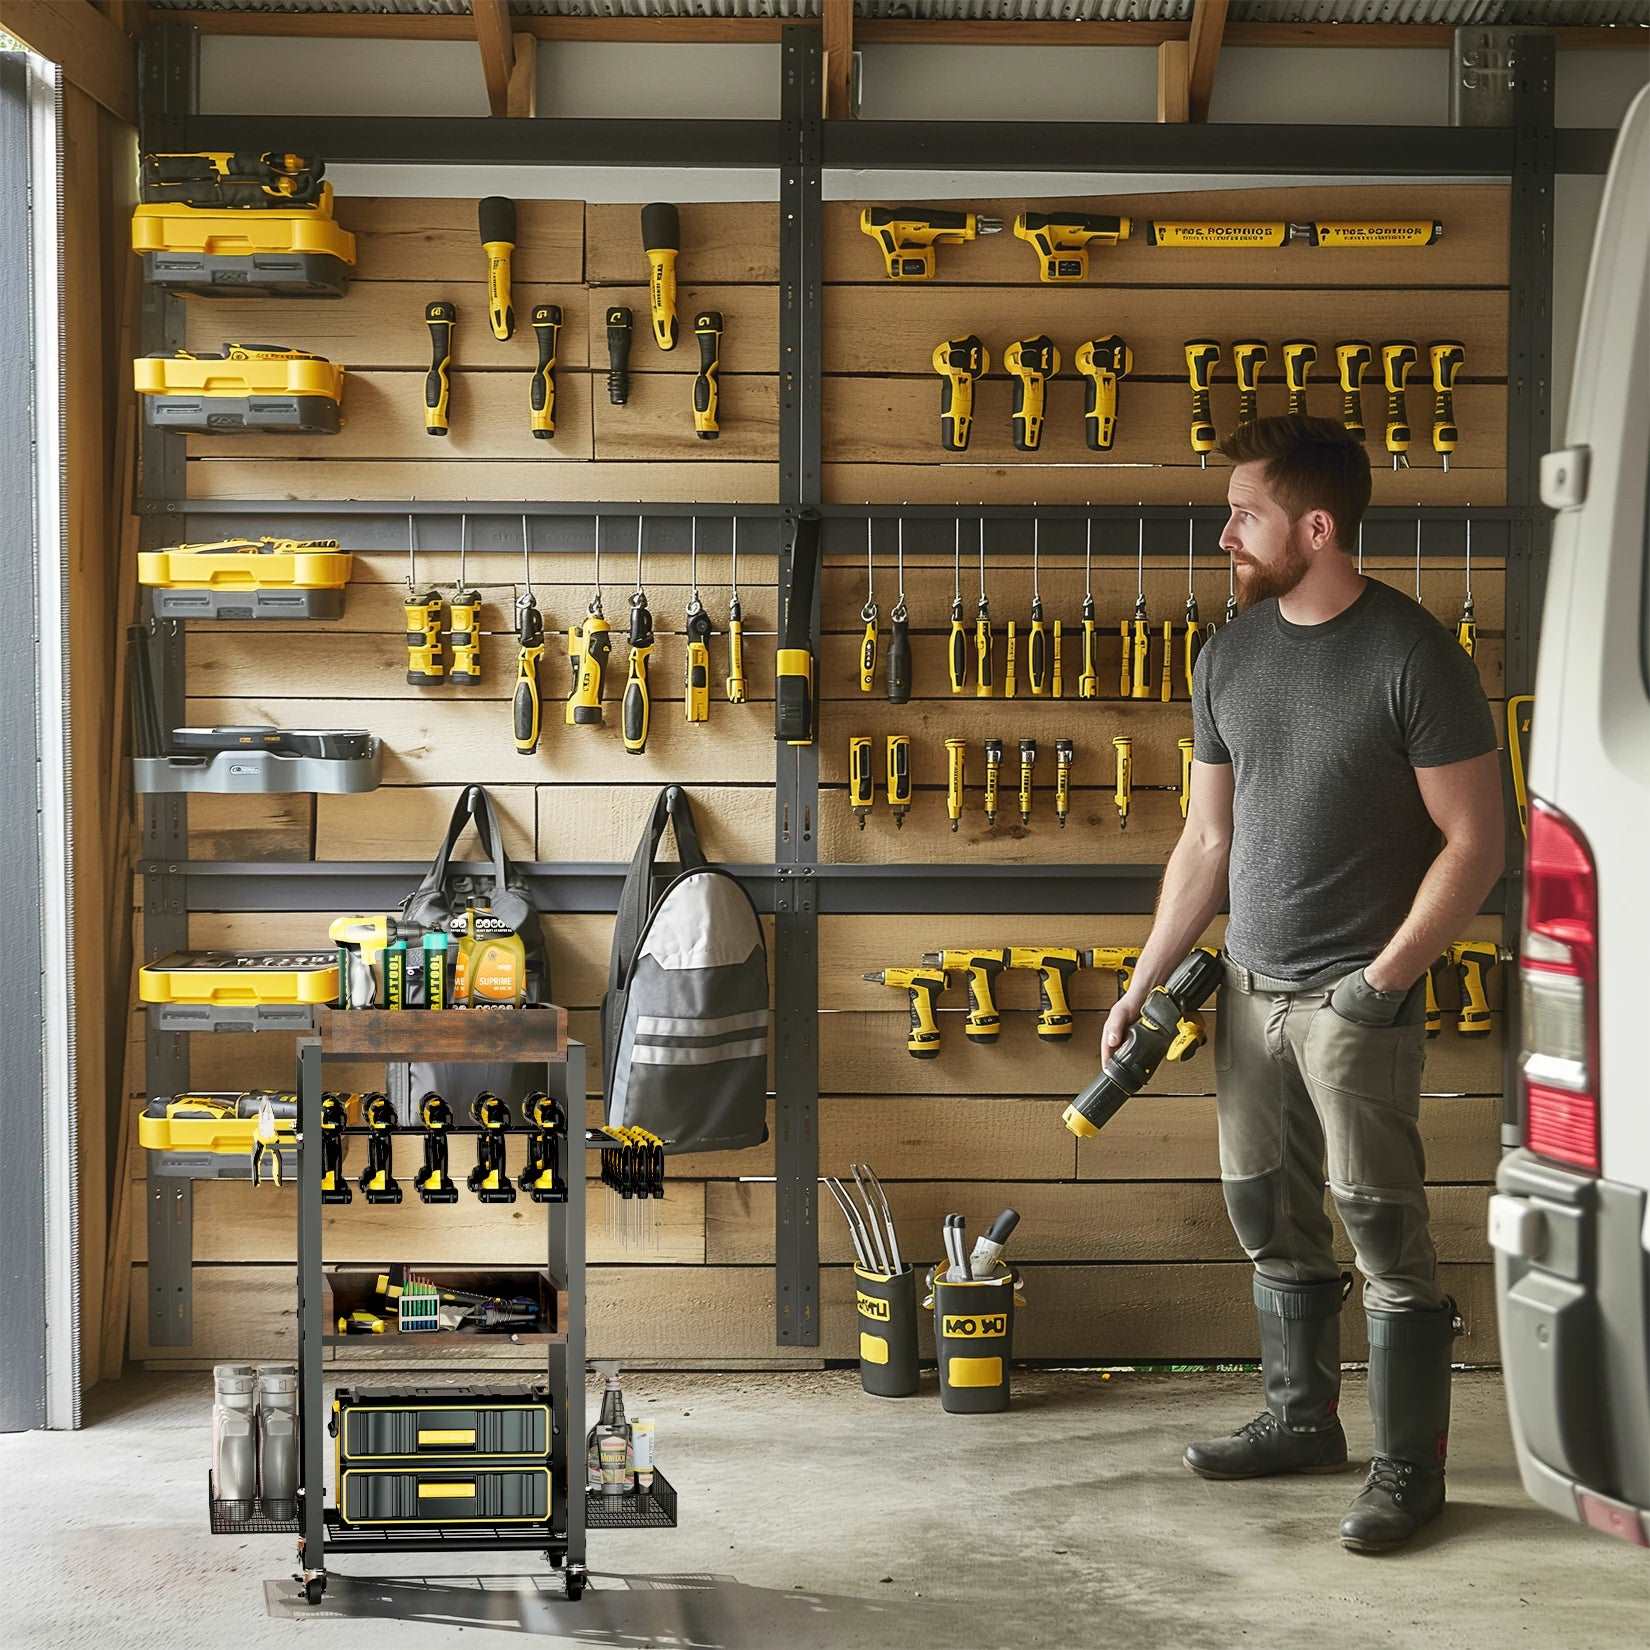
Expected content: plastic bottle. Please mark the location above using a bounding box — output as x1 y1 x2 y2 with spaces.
212 1364 259 1510
585 1363 633 1495
257 1363 300 1519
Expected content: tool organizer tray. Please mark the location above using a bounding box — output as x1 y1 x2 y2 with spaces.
150 587 345 620
133 738 382 795
133 201 356 298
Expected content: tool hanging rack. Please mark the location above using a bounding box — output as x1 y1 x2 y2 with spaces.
135 19 1565 1353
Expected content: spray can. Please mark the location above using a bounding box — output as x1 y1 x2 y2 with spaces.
212 1364 259 1510
256 1363 300 1519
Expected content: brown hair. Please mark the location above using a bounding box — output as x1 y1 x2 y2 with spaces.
1219 414 1371 551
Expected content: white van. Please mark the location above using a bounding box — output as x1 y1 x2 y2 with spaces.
1489 83 1650 1546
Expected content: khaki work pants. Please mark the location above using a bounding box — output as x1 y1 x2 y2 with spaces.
1213 957 1442 1314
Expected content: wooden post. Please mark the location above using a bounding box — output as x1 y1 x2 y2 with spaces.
1156 39 1190 124
473 0 515 118
823 0 854 121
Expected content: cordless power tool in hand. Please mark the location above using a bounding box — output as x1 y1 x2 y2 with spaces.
1063 947 1223 1138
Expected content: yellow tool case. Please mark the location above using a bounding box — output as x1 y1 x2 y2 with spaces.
138 1091 299 1155
333 1389 553 1467
132 195 356 297
339 1466 552 1528
135 345 345 434
139 949 339 1031
138 537 352 620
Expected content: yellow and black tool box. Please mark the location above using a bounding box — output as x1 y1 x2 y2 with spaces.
338 1466 552 1527
139 949 339 1031
138 537 352 620
333 1389 552 1467
132 197 356 298
138 1091 299 1155
135 345 345 434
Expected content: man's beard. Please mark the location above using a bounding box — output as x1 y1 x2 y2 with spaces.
1233 533 1310 608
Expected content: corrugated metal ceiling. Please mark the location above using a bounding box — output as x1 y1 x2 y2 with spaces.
144 0 1650 25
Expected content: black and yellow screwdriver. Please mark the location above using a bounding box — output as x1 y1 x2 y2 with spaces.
887 515 911 706
1429 339 1465 470
1055 738 1073 828
887 733 912 829
403 514 445 686
1232 339 1268 426
449 517 482 686
858 516 878 694
424 300 455 437
948 516 968 694
1181 508 1211 698
1018 738 1037 828
623 516 654 755
530 302 561 440
975 519 994 698
513 515 544 755
1113 734 1133 830
1336 339 1374 440
641 202 680 351
1282 339 1316 417
1028 514 1051 697
684 517 712 723
1078 516 1098 700
1380 339 1419 469
693 310 721 440
567 516 610 727
983 738 1003 828
725 515 746 704
1179 736 1195 821
1184 339 1220 467
1123 514 1151 700
1457 512 1477 658
1074 334 1131 451
849 736 874 829
1005 334 1059 452
478 196 516 342
945 736 965 831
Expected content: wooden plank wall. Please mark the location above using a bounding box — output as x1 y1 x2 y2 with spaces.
132 185 1512 1369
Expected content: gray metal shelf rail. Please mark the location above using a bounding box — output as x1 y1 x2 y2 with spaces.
135 20 1594 1355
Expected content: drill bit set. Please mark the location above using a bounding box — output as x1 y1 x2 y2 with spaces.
593 1126 667 1250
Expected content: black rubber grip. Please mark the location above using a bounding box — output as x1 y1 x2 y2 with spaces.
886 617 911 704
477 195 516 246
641 201 679 251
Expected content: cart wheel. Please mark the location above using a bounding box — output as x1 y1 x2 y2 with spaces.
303 1576 326 1606
546 1549 564 1569
564 1566 586 1601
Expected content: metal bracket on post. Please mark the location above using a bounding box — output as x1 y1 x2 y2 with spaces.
772 24 823 1347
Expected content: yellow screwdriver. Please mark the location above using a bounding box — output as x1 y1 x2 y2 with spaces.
1125 514 1151 700
1429 339 1465 470
948 516 968 694
1458 512 1476 657
1232 339 1268 427
1336 339 1374 440
513 515 544 756
530 303 561 440
622 515 653 755
1282 339 1316 417
945 736 965 832
1381 339 1419 469
1113 735 1133 830
641 203 679 350
849 736 874 829
1018 738 1037 827
887 734 912 829
1078 515 1098 700
975 518 994 698
1055 738 1073 828
859 515 878 694
1028 513 1050 697
983 738 1003 829
725 514 746 704
1184 339 1221 468
684 516 712 724
403 514 445 686
1178 736 1195 820
478 196 516 342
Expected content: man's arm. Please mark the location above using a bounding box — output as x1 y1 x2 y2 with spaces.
1100 759 1234 1059
1363 750 1505 994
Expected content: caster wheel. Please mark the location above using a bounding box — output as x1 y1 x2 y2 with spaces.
564 1568 586 1601
303 1577 326 1606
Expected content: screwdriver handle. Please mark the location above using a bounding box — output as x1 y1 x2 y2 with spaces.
530 303 561 440
449 587 482 686
1336 340 1373 439
1018 739 1036 825
886 614 911 705
424 300 455 437
1028 617 1049 696
948 616 968 694
623 598 654 754
513 598 544 755
725 598 746 703
1184 339 1221 457
1282 339 1316 417
685 608 712 723
1079 615 1098 699
1004 620 1018 699
975 613 994 697
1380 340 1418 460
567 616 610 726
642 203 680 351
1159 618 1174 702
886 735 912 820
693 310 722 440
605 306 633 404
1113 735 1133 830
945 737 965 832
1429 339 1465 463
982 742 1002 826
478 196 516 341
1130 618 1151 700
1232 339 1268 426
859 616 878 693
1178 736 1195 821
849 736 874 826
1051 619 1063 698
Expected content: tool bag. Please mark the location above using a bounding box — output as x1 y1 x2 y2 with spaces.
399 785 550 1113
602 786 768 1153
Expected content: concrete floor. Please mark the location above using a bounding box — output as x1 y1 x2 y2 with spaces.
5 1368 1646 1650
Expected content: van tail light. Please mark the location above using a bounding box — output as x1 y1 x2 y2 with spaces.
1520 799 1600 1173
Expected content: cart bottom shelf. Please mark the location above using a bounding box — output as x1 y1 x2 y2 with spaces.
321 1510 568 1554
585 1469 677 1528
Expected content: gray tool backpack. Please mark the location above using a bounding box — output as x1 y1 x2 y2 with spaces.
602 786 768 1153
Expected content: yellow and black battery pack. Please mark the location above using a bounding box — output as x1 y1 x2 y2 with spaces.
139 950 340 1008
138 538 352 619
137 1091 299 1155
132 196 356 298
135 344 345 434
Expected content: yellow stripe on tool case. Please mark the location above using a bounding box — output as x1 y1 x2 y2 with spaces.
417 1429 476 1447
418 1482 475 1500
947 1355 1005 1388
860 1332 890 1365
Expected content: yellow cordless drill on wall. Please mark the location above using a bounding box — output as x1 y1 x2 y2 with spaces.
1064 948 1223 1138
866 965 948 1059
934 334 987 452
1005 335 1060 452
1012 210 1129 282
1082 945 1143 1000
859 204 1003 280
1074 335 1131 452
1448 940 1506 1036
1009 947 1080 1043
923 949 1007 1044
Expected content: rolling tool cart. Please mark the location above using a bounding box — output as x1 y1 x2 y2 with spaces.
279 1007 596 1604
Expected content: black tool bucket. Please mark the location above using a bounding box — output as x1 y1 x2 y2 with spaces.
925 1268 1024 1414
854 1264 918 1398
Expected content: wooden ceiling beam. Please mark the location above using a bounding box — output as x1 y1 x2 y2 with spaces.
1187 0 1228 123
472 0 515 118
0 0 137 125
506 29 537 120
822 0 854 121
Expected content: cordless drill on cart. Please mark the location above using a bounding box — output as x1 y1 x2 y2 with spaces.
1063 947 1223 1139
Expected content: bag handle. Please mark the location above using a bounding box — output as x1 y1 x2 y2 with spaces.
610 786 705 993
409 785 529 930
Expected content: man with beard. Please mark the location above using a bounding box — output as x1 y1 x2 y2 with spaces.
1100 414 1502 1552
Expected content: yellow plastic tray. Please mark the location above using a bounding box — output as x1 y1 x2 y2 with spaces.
138 1093 299 1154
131 197 356 264
139 950 340 1007
134 350 346 402
138 538 353 591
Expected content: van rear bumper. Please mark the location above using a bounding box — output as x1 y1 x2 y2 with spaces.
1492 1150 1650 1538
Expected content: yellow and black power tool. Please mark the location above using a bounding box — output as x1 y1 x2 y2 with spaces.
1008 946 1080 1043
1012 210 1129 282
1064 947 1222 1138
922 948 1007 1044
934 335 987 453
865 965 948 1060
140 150 325 208
859 204 1003 280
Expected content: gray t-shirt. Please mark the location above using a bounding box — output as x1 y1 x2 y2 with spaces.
1192 577 1497 983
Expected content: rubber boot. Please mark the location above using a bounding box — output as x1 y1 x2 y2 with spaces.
1340 1298 1457 1552
1185 1275 1350 1480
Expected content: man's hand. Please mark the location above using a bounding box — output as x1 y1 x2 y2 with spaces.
1100 984 1149 1062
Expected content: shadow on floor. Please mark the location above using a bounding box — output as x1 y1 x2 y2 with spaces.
266 1570 1007 1648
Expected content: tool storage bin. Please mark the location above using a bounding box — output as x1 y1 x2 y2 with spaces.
132 201 356 297
134 348 345 433
339 1465 551 1527
139 538 352 620
927 1269 1024 1415
334 1390 552 1464
854 1264 919 1398
133 738 382 796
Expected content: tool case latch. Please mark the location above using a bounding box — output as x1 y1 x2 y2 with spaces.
1539 445 1589 511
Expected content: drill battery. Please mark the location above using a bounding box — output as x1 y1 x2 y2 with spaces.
135 345 346 434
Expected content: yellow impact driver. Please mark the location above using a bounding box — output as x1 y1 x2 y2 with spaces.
477 196 516 342
886 733 912 829
448 517 482 686
934 335 987 452
1380 339 1419 469
403 516 445 686
1012 209 1130 282
858 204 1003 281
641 202 680 350
983 737 1003 829
1336 339 1374 440
1282 339 1316 417
1074 334 1131 452
1005 334 1060 452
1113 734 1133 829
924 948 1008 1044
1232 338 1268 426
865 965 948 1059
1449 940 1505 1037
1184 339 1221 467
849 736 874 829
945 736 966 832
693 310 721 439
530 303 561 440
1055 738 1073 828
1009 946 1081 1043
1429 339 1465 470
1018 737 1036 827
1079 517 1099 700
424 300 454 436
